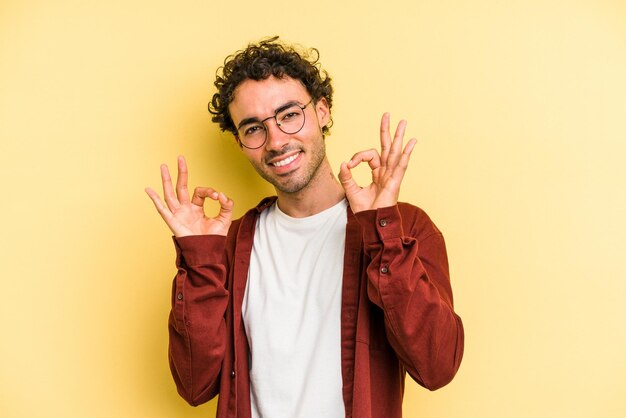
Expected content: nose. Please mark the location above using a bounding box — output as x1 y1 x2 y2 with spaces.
264 119 290 151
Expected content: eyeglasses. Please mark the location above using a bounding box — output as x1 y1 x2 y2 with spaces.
235 99 314 149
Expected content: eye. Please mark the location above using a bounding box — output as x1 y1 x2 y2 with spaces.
243 124 265 136
278 108 303 123
282 111 299 120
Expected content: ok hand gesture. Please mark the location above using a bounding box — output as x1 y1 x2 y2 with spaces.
145 156 233 237
338 113 417 213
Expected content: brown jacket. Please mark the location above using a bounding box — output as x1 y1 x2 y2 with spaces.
168 197 464 417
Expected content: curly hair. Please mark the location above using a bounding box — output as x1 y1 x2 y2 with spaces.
208 36 333 136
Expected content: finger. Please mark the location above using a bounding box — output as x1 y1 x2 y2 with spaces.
387 119 407 169
215 192 234 223
160 164 180 210
379 113 391 167
176 155 191 204
404 137 418 155
347 149 381 171
191 187 219 207
391 137 417 180
338 162 362 197
145 187 174 221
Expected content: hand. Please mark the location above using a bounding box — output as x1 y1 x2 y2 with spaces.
338 113 417 213
145 156 233 237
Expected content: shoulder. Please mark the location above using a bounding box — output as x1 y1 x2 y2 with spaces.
396 201 443 240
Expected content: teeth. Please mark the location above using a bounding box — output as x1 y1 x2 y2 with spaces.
272 153 299 167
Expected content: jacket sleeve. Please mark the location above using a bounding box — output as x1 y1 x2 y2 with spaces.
354 204 464 390
168 234 230 405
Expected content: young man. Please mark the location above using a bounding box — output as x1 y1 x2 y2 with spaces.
146 37 464 418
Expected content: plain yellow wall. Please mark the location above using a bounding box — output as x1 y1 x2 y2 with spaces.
1 0 625 417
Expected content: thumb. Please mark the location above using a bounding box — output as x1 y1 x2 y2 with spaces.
338 162 361 196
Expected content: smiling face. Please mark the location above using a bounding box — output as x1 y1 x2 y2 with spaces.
228 76 331 195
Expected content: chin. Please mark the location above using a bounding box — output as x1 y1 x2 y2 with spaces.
272 177 309 194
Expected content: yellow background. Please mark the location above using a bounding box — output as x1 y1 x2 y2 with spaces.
1 0 625 417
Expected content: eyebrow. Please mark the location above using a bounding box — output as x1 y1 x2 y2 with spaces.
236 100 303 130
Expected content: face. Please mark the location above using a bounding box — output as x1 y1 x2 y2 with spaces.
228 76 331 194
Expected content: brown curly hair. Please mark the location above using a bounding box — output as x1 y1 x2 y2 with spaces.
208 36 333 136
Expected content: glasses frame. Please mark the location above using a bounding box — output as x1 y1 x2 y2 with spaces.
235 99 314 149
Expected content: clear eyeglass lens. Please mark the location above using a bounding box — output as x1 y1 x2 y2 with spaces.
241 124 266 148
276 105 305 133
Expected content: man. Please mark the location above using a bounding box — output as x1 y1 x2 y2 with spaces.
146 37 464 418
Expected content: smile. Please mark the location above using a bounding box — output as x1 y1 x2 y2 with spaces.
271 152 300 167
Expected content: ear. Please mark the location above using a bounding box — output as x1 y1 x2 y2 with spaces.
314 97 331 129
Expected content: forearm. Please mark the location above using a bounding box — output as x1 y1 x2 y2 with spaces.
168 234 230 405
378 263 464 390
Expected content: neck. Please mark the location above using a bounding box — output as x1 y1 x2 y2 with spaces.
275 158 345 218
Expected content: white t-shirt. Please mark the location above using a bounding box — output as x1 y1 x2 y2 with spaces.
242 199 347 418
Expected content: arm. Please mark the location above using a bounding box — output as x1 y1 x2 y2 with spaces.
355 204 464 390
145 156 234 404
168 234 229 404
339 114 463 389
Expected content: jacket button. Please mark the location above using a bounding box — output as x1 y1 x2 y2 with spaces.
177 293 183 300
231 370 236 378
379 219 388 227
381 266 389 274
